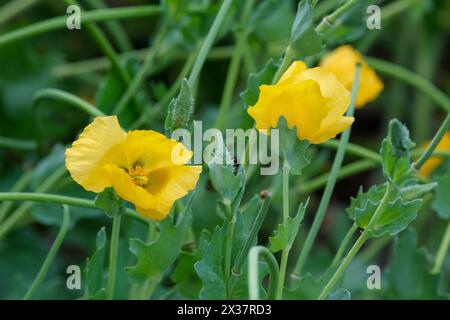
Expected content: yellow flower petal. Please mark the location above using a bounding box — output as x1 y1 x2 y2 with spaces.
419 132 450 177
123 130 192 170
320 45 383 108
65 116 126 192
134 165 202 220
248 60 353 144
103 164 155 210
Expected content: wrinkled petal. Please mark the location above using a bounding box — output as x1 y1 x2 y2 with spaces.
103 164 155 210
65 116 126 192
320 45 383 108
124 130 193 171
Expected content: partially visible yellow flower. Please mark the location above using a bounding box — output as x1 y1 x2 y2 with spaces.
247 61 353 144
320 45 383 108
65 116 202 220
419 132 450 177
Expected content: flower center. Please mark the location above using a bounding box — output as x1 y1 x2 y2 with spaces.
129 165 148 186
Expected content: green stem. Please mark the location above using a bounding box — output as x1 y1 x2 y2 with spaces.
318 183 394 300
112 20 169 115
23 205 70 300
85 0 133 52
272 46 297 84
106 213 122 300
315 0 360 34
414 113 450 170
0 5 162 47
358 237 390 263
275 164 290 300
224 204 235 299
51 45 236 79
0 170 33 224
297 159 377 195
0 0 39 27
331 223 358 266
431 220 450 274
293 65 361 276
0 167 66 240
0 192 146 225
366 57 450 113
33 88 104 118
0 136 37 151
321 140 381 163
232 196 271 275
215 0 255 130
188 0 234 89
248 246 279 300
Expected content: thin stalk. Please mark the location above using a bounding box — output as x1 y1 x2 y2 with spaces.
232 196 272 275
331 223 358 266
51 45 237 79
318 184 394 299
23 205 70 300
248 246 279 300
0 170 33 224
0 5 163 47
0 137 37 151
315 0 360 34
0 192 147 225
0 167 66 240
215 0 256 129
276 164 290 300
33 88 104 118
366 57 450 113
188 0 234 89
0 0 39 27
414 113 450 170
297 159 378 195
293 65 361 276
224 204 235 299
112 20 169 115
321 139 381 163
85 0 133 52
106 213 122 300
272 46 297 84
358 237 390 263
431 220 450 274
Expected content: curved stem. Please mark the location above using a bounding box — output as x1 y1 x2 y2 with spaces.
0 167 66 240
318 183 393 300
0 5 162 47
0 192 147 225
0 170 33 224
106 213 122 300
332 223 358 266
366 57 450 113
23 205 70 300
248 246 279 300
33 88 104 118
272 46 297 84
293 65 361 276
188 0 234 89
431 220 450 274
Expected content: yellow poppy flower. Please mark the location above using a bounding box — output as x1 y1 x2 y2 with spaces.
419 132 450 177
65 116 202 220
247 60 353 144
320 45 383 108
